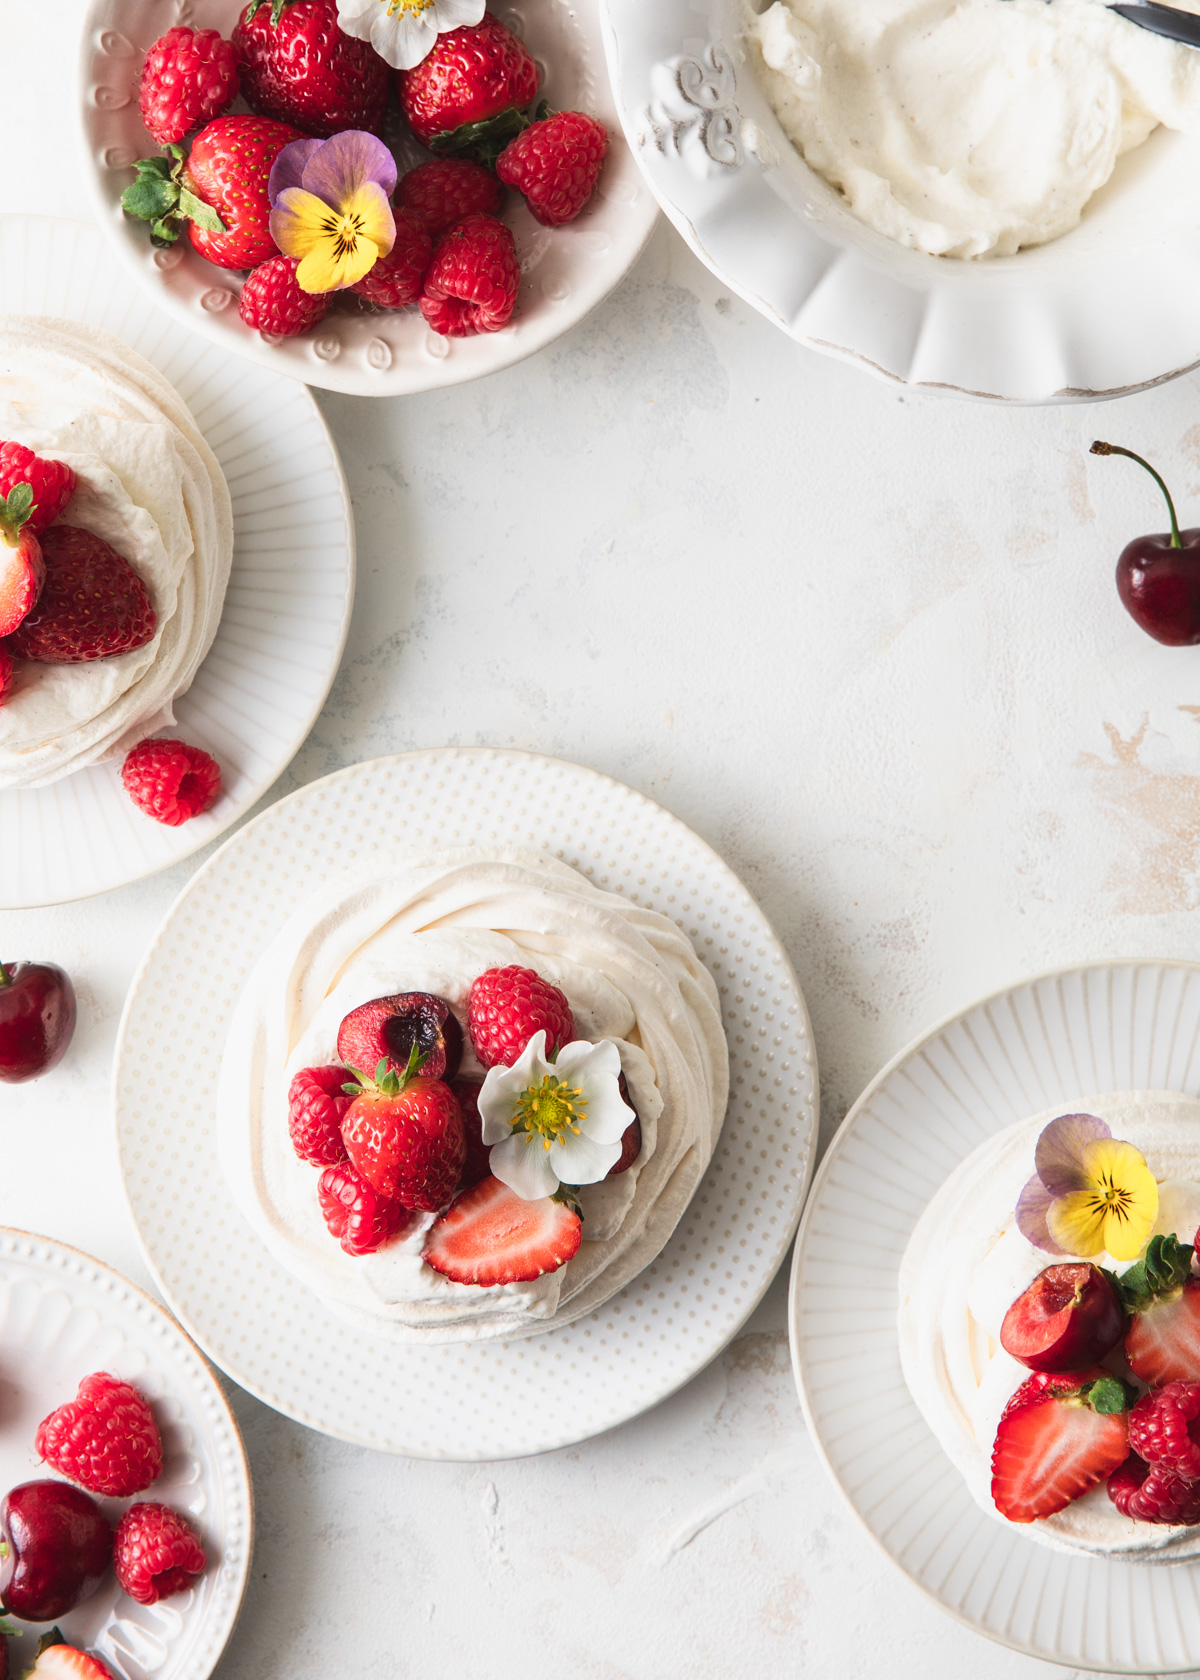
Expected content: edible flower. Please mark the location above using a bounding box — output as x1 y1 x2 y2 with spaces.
1016 1112 1159 1263
335 0 486 71
478 1030 635 1201
268 131 397 294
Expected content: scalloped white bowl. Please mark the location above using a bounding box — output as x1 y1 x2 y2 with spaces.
602 0 1200 403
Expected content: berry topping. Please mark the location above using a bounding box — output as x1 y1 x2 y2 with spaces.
350 210 433 309
288 1065 353 1166
113 1502 207 1604
468 965 575 1069
419 214 520 338
0 649 12 707
1128 1380 1200 1478
0 442 75 534
1118 1233 1200 1385
451 1077 492 1190
239 256 329 337
398 159 503 238
1108 1451 1200 1525
340 1047 466 1211
24 1640 116 1680
139 26 241 146
999 1262 1125 1374
497 111 609 227
422 1174 582 1286
121 739 222 827
234 0 390 139
990 1367 1133 1523
398 16 539 157
6 525 155 664
338 992 463 1083
0 485 43 639
318 1161 416 1255
609 1116 642 1177
36 1373 163 1498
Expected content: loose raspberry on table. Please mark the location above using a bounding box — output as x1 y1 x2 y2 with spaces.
398 160 503 239
121 739 223 827
467 965 576 1068
419 214 520 338
1108 1450 1200 1525
139 27 241 146
239 256 329 338
351 211 432 309
497 111 609 227
288 1065 352 1166
36 1372 163 1498
114 1503 207 1604
1128 1380 1200 1478
0 442 75 533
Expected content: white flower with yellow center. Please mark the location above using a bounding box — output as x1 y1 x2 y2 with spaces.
336 0 486 71
478 1030 634 1201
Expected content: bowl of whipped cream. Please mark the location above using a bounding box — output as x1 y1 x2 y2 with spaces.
602 0 1200 401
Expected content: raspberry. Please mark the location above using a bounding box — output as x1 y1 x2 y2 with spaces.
398 160 503 238
1108 1451 1200 1524
288 1065 352 1166
0 443 75 534
419 214 520 338
351 211 432 309
121 739 222 827
36 1373 163 1498
467 966 575 1068
114 1503 207 1604
0 650 12 706
451 1078 492 1189
1128 1380 1200 1477
239 256 329 338
497 111 609 227
139 26 240 146
317 1162 414 1256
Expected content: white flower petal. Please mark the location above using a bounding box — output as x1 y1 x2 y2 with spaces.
334 1 378 44
476 1030 553 1139
553 1129 622 1186
373 10 440 70
491 1132 561 1200
577 1078 634 1145
434 0 487 28
554 1038 621 1082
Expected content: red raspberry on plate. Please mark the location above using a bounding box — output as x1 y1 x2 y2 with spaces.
36 1373 163 1498
398 15 539 154
467 965 575 1068
0 442 75 534
1128 1380 1200 1477
288 1065 352 1166
318 1162 415 1255
1108 1450 1200 1525
114 1503 207 1604
398 160 503 238
420 214 520 338
351 211 432 309
239 256 328 338
497 111 608 227
139 26 241 146
121 739 223 827
7 525 155 664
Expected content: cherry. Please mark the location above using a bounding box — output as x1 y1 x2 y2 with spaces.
0 962 76 1084
1000 1262 1125 1373
0 1480 112 1622
1091 440 1200 645
337 992 462 1082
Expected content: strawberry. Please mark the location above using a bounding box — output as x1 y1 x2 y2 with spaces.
350 210 432 309
0 442 75 533
36 1373 163 1498
450 1077 492 1190
288 1064 352 1166
423 1174 582 1286
337 992 462 1083
990 1367 1133 1523
113 1502 207 1604
139 26 241 146
0 485 42 638
239 255 328 336
398 159 503 238
1119 1233 1200 1385
233 0 390 139
398 16 539 161
318 1162 415 1255
496 111 608 227
8 525 155 664
25 1641 115 1680
419 214 520 337
341 1048 465 1211
467 965 575 1069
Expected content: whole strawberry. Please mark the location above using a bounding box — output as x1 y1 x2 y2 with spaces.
36 1372 163 1498
186 114 304 268
121 739 222 827
351 210 432 309
0 485 43 639
468 965 575 1069
240 255 329 336
398 159 503 238
234 0 390 138
318 1161 415 1255
420 213 520 337
139 26 241 146
7 525 154 663
399 15 538 160
114 1503 207 1604
288 1064 352 1166
341 1047 465 1211
0 442 75 533
497 111 608 227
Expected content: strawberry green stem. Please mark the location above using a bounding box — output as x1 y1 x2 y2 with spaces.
1091 440 1182 548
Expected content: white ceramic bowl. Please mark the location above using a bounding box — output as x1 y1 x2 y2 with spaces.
79 0 658 398
602 0 1200 403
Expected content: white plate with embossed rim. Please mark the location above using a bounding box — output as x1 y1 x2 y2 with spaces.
602 1 1200 403
0 215 354 909
79 0 658 398
0 1228 252 1680
113 746 818 1460
789 960 1200 1674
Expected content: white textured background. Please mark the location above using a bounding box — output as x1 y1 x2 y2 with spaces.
6 3 1200 1674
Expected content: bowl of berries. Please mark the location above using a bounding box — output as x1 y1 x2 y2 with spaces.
80 0 658 397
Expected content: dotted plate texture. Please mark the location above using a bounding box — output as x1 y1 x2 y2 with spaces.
790 961 1200 1675
0 215 354 908
79 0 659 398
115 747 818 1460
0 1229 252 1680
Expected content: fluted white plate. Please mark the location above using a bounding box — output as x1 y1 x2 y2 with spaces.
0 215 353 908
114 747 818 1460
0 1229 252 1680
790 961 1200 1674
79 0 658 399
602 1 1200 403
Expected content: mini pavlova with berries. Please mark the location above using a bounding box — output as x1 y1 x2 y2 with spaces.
217 844 728 1342
899 1091 1200 1561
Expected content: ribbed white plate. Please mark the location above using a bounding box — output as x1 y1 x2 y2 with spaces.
790 961 1200 1674
602 1 1200 403
0 215 353 908
79 0 658 398
0 1229 252 1680
114 747 818 1460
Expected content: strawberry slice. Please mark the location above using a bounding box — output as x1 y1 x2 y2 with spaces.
26 1639 116 1680
422 1175 581 1287
991 1367 1132 1523
1119 1233 1200 1385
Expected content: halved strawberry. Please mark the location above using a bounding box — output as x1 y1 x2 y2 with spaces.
422 1175 581 1287
26 1638 116 1680
0 484 43 637
991 1367 1132 1523
1119 1233 1200 1385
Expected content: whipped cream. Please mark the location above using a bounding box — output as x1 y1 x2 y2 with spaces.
0 317 233 788
899 1091 1200 1560
750 0 1200 259
218 846 729 1344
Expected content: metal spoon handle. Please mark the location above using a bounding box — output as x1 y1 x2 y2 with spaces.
1109 0 1200 48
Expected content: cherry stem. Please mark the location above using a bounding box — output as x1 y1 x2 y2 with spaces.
0 963 10 989
1091 440 1182 549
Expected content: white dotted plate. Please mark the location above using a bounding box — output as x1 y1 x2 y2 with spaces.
0 1229 252 1680
0 215 354 908
790 961 1200 1674
114 748 817 1459
79 0 658 398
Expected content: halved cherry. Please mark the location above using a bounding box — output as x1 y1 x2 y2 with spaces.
337 991 463 1082
1000 1263 1125 1374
